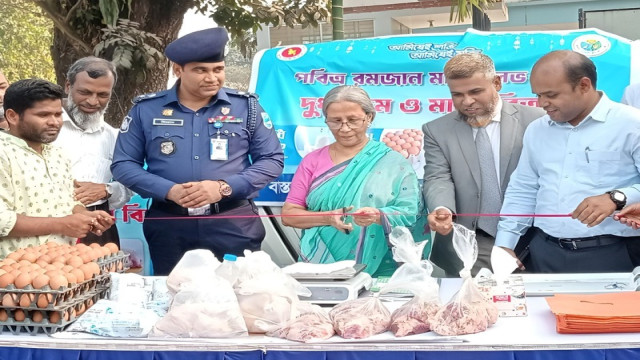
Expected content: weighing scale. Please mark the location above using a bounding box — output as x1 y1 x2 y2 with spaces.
292 264 372 305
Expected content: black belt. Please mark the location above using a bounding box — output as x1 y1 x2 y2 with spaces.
86 202 109 212
151 199 249 216
543 232 624 250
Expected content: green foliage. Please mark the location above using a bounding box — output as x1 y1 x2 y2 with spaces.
450 0 496 23
94 19 164 77
0 0 55 82
194 0 331 45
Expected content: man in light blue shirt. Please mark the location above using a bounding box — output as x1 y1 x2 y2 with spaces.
495 50 640 273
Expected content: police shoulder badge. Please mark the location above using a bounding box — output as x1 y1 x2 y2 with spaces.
120 115 132 133
262 112 273 129
160 139 176 155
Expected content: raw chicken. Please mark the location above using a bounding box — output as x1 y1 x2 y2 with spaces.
390 297 440 336
330 297 391 339
268 310 335 342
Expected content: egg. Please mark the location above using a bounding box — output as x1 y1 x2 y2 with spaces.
49 274 68 290
31 311 44 323
64 272 77 285
0 265 13 274
14 272 32 289
19 294 34 307
37 294 52 309
52 256 67 265
80 253 93 264
9 269 21 278
100 247 111 258
2 294 16 306
49 311 61 324
71 269 85 283
13 309 26 322
61 265 74 273
104 242 119 254
0 272 15 288
89 243 101 249
79 264 95 280
6 252 22 261
0 269 5 277
51 261 66 270
20 253 37 263
66 256 83 268
0 309 7 321
38 254 53 264
32 274 50 290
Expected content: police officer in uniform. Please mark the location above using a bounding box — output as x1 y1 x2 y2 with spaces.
111 28 284 275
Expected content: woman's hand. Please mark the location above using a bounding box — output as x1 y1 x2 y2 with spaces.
613 202 640 230
328 206 354 234
352 207 380 227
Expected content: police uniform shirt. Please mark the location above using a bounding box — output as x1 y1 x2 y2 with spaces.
111 84 284 202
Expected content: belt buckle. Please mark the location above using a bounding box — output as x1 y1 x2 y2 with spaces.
557 238 578 250
188 205 211 216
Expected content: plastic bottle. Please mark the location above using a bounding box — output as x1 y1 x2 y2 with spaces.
215 254 239 287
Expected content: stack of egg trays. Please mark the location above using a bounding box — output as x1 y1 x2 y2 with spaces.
96 251 130 274
0 280 110 335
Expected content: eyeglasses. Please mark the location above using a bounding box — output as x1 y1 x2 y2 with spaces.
325 118 368 130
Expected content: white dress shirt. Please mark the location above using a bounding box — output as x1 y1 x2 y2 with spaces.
54 110 132 210
496 92 640 249
622 82 640 108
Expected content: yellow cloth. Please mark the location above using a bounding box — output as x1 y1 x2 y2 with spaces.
0 131 77 256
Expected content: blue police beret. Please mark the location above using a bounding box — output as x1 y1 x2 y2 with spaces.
165 27 229 65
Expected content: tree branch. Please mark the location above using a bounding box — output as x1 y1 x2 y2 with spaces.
64 0 85 24
34 0 92 53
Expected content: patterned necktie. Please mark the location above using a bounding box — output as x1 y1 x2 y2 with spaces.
476 126 502 237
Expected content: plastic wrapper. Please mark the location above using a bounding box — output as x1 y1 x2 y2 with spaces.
266 302 334 342
109 273 148 308
380 227 441 337
150 277 247 338
431 224 498 336
329 297 390 339
67 299 159 337
234 251 311 333
165 250 220 295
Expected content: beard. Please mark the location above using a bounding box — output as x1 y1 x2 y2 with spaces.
66 97 108 130
17 117 60 144
461 93 499 127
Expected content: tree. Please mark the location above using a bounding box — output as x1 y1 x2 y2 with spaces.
0 0 55 82
449 0 496 24
30 0 330 127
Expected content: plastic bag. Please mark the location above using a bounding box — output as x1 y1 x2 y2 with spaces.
267 302 335 342
431 224 498 335
150 276 248 338
380 227 441 336
329 297 391 339
166 249 220 295
68 299 160 337
234 250 311 333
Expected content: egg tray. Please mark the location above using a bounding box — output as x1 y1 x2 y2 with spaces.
0 273 110 311
96 251 130 274
0 286 109 335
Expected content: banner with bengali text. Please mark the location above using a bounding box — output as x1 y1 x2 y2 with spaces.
250 28 637 204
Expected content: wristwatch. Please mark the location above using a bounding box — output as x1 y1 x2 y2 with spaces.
607 190 627 211
103 183 113 200
218 180 232 198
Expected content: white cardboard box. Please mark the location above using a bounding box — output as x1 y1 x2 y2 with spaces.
476 275 528 317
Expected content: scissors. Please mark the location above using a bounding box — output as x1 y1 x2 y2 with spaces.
341 206 350 235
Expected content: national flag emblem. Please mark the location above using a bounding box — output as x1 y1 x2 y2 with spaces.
277 45 307 61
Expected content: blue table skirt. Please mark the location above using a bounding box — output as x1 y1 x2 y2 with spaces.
1 348 640 360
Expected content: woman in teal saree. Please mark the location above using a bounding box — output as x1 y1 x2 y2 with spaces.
282 86 429 276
